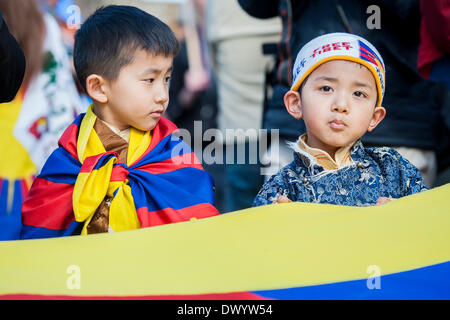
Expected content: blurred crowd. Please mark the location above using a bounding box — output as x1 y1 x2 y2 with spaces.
0 0 449 239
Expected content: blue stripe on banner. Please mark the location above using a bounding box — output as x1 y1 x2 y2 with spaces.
0 179 23 240
20 220 83 240
132 135 191 168
130 167 215 212
0 179 9 215
39 148 80 184
93 153 117 171
72 112 84 129
0 215 22 240
12 180 23 217
3 180 25 240
254 260 450 300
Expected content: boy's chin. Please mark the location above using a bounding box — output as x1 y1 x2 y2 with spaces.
133 122 158 132
324 138 357 149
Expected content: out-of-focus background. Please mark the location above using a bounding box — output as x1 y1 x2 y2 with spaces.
76 0 180 29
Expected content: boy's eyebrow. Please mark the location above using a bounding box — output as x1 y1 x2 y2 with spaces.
140 66 173 76
353 80 374 88
313 76 338 82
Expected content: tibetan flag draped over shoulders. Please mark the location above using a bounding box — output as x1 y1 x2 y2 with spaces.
21 106 219 239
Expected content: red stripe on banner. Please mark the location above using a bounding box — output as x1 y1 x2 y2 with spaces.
137 203 219 227
79 154 104 173
20 179 29 198
360 46 377 60
21 178 75 230
110 164 129 182
130 117 178 166
0 292 268 300
58 123 79 160
137 152 204 175
80 152 118 173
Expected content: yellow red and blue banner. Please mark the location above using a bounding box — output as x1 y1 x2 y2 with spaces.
1 183 449 299
0 176 34 240
0 92 38 241
20 105 219 239
0 13 87 240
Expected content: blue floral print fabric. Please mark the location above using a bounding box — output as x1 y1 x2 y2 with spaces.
253 140 428 207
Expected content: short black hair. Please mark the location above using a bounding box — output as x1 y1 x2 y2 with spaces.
73 5 179 92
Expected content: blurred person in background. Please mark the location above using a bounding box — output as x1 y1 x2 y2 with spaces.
206 0 281 212
418 0 450 89
0 12 25 103
166 0 222 209
42 0 92 107
417 0 450 187
0 0 85 240
42 0 81 55
239 0 446 190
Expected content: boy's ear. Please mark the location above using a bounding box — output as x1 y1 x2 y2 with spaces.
284 90 303 120
367 106 386 132
85 74 108 104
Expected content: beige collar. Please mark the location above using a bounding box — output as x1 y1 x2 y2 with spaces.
99 118 131 143
297 134 354 170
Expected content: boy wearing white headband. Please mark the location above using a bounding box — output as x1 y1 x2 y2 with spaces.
253 33 428 207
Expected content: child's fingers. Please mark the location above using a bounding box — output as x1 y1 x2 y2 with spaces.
375 197 392 205
277 195 292 203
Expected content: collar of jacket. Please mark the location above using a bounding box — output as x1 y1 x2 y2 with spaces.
293 139 367 175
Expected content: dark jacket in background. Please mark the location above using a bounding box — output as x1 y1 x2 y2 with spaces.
238 0 444 152
0 12 26 103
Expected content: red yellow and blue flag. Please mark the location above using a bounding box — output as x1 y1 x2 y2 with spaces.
358 39 385 73
20 105 219 239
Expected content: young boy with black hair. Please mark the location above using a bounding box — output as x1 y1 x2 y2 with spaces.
21 5 219 239
253 33 428 207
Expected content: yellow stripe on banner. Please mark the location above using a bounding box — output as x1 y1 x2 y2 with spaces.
108 182 140 232
72 103 146 235
127 128 151 166
6 181 14 215
73 159 116 234
77 104 105 162
0 93 37 180
0 184 449 297
24 175 34 191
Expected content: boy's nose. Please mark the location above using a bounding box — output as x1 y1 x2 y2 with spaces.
331 94 349 113
154 86 169 105
332 103 349 113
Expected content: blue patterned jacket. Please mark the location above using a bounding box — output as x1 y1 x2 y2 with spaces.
253 140 429 207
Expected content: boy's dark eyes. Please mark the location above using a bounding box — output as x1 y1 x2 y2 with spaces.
143 77 171 84
353 91 366 98
317 86 367 98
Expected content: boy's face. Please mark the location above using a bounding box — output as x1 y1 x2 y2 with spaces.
97 49 173 131
284 60 385 157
